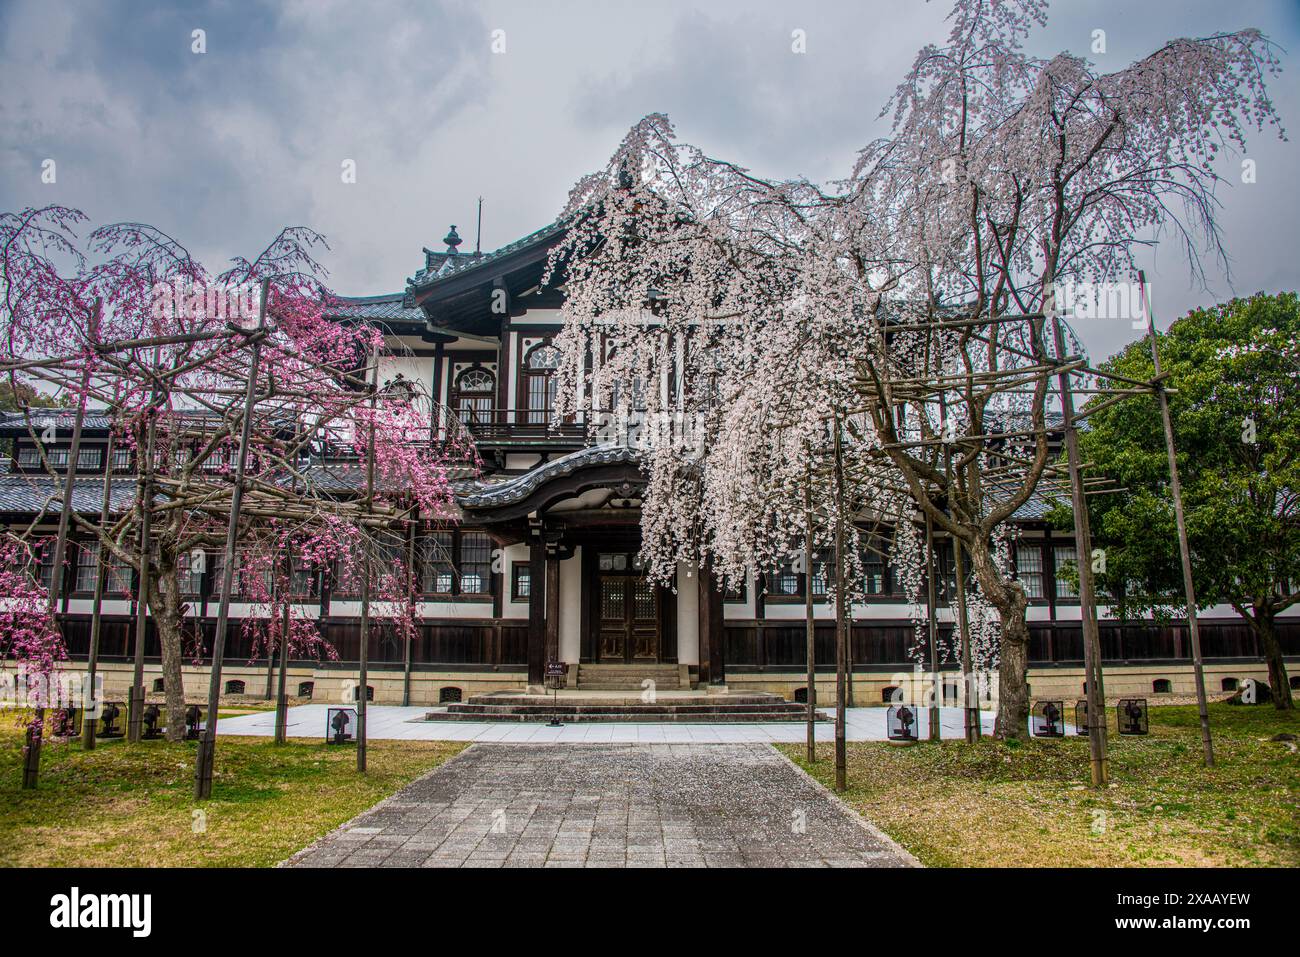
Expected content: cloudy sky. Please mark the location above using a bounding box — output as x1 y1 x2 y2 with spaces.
2 0 1298 359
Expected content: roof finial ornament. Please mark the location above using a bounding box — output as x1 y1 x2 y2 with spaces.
443 225 462 255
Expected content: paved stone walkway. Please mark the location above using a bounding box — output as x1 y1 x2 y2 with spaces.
285 743 917 868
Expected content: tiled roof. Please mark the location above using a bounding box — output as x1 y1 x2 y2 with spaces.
407 221 565 291
298 460 480 495
0 410 115 436
1009 490 1062 521
326 292 424 324
0 474 137 515
458 444 639 509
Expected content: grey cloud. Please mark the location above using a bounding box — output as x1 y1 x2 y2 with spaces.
1 0 1296 359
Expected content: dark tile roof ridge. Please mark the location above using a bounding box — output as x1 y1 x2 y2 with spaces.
408 220 565 291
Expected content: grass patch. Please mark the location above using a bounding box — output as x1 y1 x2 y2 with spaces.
0 728 466 867
780 703 1299 867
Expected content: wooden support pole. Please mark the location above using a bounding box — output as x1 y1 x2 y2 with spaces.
356 349 379 775
402 519 416 708
128 355 158 743
924 511 941 741
1052 314 1109 787
832 414 848 792
1139 271 1214 767
195 279 269 801
953 535 980 742
82 428 116 751
274 547 292 745
803 480 817 764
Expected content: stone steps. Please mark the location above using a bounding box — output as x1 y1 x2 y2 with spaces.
423 689 830 723
422 709 828 724
449 696 811 712
473 693 785 707
576 664 684 691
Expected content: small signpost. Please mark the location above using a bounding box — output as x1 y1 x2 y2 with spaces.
544 661 567 728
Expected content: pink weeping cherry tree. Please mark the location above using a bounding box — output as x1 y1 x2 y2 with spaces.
2 206 472 745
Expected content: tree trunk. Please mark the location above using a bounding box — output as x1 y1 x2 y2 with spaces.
963 535 1031 739
151 567 189 742
1251 606 1293 711
993 609 1031 739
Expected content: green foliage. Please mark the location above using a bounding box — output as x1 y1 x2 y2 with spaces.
0 732 465 867
1071 292 1300 619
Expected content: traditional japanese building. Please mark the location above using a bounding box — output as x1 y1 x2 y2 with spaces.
4 221 1296 709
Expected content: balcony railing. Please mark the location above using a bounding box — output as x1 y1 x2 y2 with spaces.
452 408 597 447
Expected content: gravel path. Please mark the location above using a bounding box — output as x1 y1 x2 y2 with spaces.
285 743 917 868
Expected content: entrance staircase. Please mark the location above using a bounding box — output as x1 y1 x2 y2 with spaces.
423 689 826 724
575 663 684 691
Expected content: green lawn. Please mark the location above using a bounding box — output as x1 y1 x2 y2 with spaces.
782 703 1299 867
0 729 466 867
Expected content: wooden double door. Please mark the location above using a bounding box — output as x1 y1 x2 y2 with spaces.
597 572 660 663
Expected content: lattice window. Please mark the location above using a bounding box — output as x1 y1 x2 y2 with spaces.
524 344 559 425
1016 544 1045 599
454 367 494 426
75 542 100 593
1053 545 1078 598
459 533 492 595
420 532 455 595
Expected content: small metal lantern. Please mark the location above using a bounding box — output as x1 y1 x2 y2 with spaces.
50 707 82 738
1117 698 1148 736
1074 699 1089 736
327 707 357 745
1031 700 1065 738
184 704 205 741
887 703 919 741
96 701 124 738
142 704 163 739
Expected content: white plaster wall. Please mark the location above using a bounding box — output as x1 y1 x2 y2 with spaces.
675 561 699 665
517 308 564 325
723 571 755 620
501 543 531 620
66 599 131 616
560 547 582 663
378 355 431 397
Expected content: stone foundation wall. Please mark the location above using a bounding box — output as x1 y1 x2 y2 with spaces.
47 659 1287 708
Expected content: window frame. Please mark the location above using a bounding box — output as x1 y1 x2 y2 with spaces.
511 561 531 602
1015 542 1046 601
416 529 495 599
452 366 495 427
1052 544 1079 600
522 343 560 425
